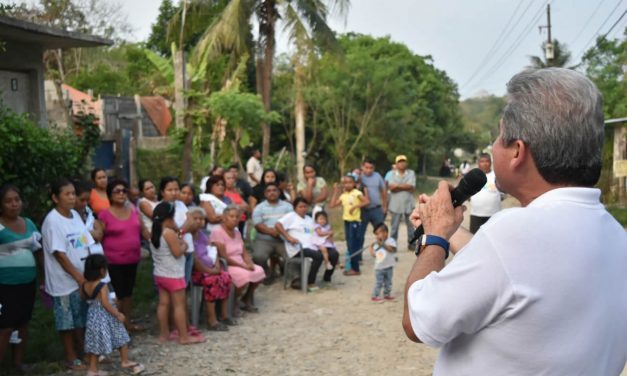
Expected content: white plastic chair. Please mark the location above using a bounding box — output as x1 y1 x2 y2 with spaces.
283 243 312 294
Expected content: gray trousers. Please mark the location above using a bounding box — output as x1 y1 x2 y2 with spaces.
252 238 286 276
390 211 416 248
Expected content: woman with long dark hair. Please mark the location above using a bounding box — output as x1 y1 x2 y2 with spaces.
89 168 109 215
0 184 41 372
98 178 149 332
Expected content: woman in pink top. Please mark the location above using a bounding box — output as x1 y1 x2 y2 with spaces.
98 178 149 332
210 206 264 315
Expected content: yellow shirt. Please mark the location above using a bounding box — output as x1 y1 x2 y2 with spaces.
339 189 364 222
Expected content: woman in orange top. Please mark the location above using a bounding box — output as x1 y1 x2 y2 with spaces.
89 168 110 215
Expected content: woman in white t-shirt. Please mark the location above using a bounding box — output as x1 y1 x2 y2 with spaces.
42 179 95 371
199 175 232 234
276 197 337 289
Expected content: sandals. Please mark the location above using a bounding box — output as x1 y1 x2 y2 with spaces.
207 322 229 331
126 324 145 333
168 325 202 341
122 362 145 375
240 304 259 313
219 318 238 326
179 334 206 345
65 358 86 371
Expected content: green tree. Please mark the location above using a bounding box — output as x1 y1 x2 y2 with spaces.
582 30 627 119
459 95 505 150
146 0 179 56
304 34 465 177
184 0 349 159
528 39 577 69
0 106 100 222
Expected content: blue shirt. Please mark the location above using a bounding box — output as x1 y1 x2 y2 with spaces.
361 172 386 207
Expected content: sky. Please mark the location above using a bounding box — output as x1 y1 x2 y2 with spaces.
10 0 627 99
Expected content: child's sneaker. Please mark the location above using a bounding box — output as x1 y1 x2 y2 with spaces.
384 295 396 302
371 296 384 303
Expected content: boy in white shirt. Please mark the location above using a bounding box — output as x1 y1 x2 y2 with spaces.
368 223 397 303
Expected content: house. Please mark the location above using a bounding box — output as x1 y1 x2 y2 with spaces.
0 14 112 126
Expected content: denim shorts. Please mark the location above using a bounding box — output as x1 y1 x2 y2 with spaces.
52 290 87 331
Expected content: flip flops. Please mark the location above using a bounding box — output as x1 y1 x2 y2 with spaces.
65 359 86 371
122 362 145 375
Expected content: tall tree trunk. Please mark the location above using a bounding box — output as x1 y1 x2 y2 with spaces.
294 71 306 186
182 114 194 182
258 0 277 160
174 50 187 129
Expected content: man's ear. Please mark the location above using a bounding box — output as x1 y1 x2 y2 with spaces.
510 139 528 169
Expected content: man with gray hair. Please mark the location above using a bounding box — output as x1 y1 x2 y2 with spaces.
402 68 627 375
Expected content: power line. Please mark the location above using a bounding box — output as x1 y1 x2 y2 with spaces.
603 9 627 37
460 0 528 90
575 0 625 62
570 0 608 46
466 0 549 94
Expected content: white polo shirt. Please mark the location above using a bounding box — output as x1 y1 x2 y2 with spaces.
407 188 627 375
469 171 502 217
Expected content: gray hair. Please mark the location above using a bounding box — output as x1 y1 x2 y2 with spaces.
502 68 604 186
187 206 206 218
222 204 240 217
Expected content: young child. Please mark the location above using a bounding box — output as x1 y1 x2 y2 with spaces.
150 202 204 345
311 211 335 270
330 174 370 276
368 223 397 303
73 180 110 285
82 254 144 375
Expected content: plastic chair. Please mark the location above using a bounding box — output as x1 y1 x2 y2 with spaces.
283 243 312 294
190 258 235 327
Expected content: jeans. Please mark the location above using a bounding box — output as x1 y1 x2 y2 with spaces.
372 266 394 297
294 248 339 284
359 206 385 249
390 211 416 248
344 221 362 272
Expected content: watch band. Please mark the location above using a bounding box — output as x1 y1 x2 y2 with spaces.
415 234 450 259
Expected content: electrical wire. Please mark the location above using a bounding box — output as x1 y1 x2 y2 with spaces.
465 0 549 95
570 0 608 46
459 0 528 90
575 0 625 62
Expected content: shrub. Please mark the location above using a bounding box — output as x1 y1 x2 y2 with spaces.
0 106 100 222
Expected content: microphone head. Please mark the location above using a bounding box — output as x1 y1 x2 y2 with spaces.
460 168 487 195
452 168 487 206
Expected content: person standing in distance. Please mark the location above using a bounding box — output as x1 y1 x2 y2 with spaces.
402 68 627 375
386 155 416 250
359 158 387 248
468 153 504 234
246 149 263 188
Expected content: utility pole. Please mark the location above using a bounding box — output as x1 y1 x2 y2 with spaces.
539 3 554 63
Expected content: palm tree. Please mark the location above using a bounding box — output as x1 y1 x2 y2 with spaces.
528 39 578 69
174 0 349 160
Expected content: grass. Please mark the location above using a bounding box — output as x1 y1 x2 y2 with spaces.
607 206 627 227
1 259 156 374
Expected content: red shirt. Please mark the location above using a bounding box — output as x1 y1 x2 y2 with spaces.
224 190 247 221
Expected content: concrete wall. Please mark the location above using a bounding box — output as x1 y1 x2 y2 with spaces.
0 40 47 126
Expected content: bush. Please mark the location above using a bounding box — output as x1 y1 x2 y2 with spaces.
0 106 100 223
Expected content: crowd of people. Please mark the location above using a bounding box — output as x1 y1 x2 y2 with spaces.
0 150 428 373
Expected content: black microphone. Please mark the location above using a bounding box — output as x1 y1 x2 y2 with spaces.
410 168 487 245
